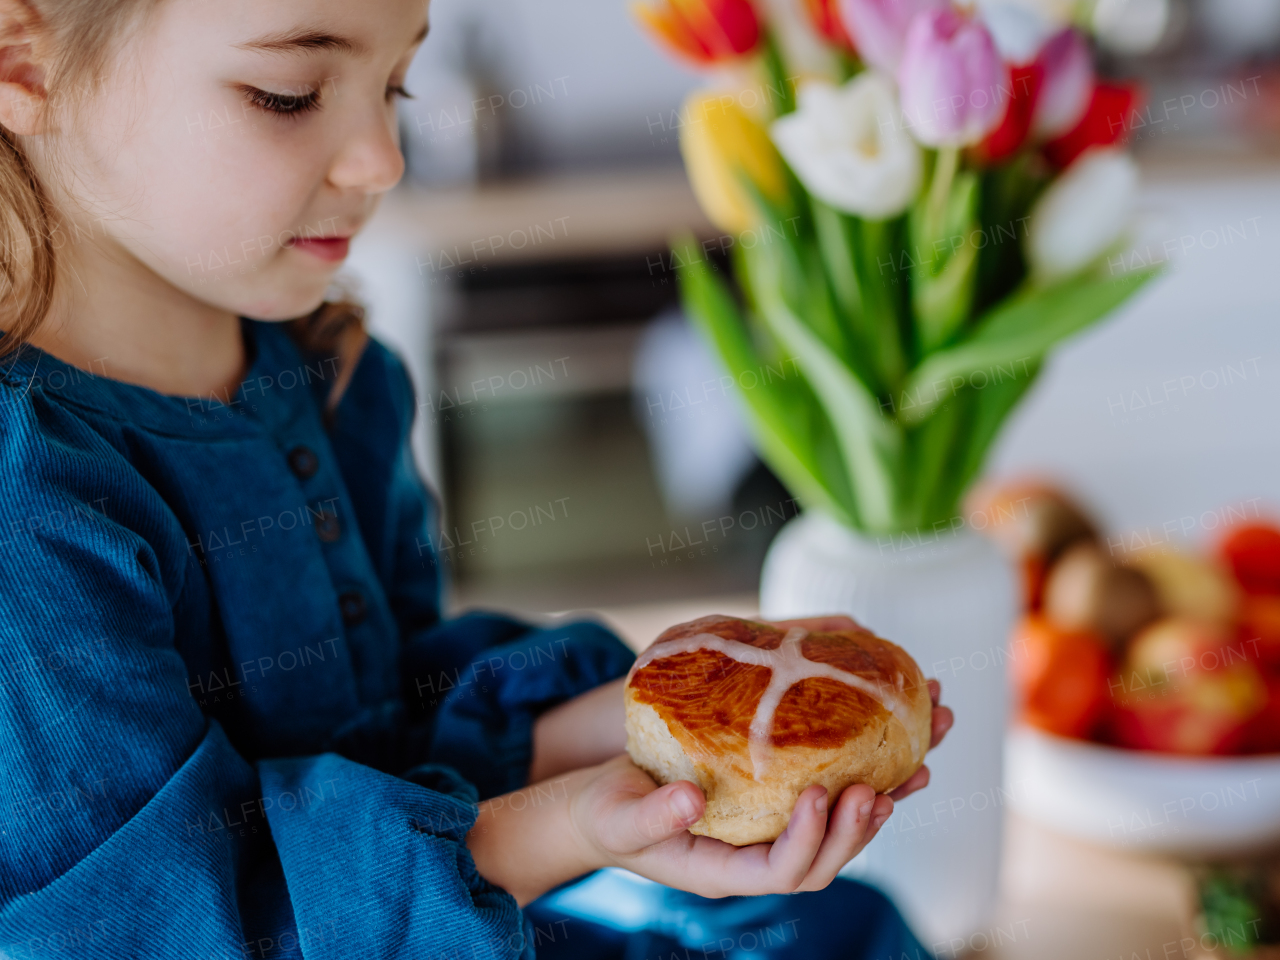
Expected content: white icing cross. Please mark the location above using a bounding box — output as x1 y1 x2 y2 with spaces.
631 627 920 780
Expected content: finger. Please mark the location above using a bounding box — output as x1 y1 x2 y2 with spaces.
927 679 941 706
930 706 954 748
761 785 830 892
604 780 705 854
793 783 875 892
865 795 894 842
888 765 929 801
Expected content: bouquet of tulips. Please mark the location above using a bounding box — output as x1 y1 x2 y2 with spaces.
634 0 1159 534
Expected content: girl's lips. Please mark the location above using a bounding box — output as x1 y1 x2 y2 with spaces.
288 237 350 263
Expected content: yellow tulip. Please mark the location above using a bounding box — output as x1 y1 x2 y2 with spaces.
679 92 790 235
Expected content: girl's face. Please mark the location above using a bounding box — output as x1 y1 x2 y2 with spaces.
47 0 428 320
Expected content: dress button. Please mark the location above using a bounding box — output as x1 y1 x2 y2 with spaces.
314 510 341 543
287 445 319 479
338 590 367 627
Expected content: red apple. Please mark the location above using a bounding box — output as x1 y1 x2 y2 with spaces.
1239 675 1280 754
1110 618 1267 755
1239 593 1280 673
1219 522 1280 595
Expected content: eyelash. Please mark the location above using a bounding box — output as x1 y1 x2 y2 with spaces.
241 83 414 118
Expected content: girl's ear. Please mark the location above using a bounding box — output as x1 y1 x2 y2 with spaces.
0 0 49 136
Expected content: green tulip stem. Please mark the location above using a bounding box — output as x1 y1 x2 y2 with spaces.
926 145 959 242
761 30 796 116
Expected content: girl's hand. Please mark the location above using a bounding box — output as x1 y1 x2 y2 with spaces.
476 668 953 907
529 678 627 782
568 756 891 899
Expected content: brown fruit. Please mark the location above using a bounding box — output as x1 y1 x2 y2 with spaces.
971 482 1096 560
1126 549 1239 625
1043 543 1161 647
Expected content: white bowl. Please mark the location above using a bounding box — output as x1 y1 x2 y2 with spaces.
1004 724 1280 856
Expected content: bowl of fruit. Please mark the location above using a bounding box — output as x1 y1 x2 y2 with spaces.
974 483 1280 855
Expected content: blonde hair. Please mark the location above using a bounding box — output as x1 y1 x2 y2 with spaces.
0 0 364 369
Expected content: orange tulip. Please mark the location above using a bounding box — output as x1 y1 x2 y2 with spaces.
804 0 855 50
633 0 762 66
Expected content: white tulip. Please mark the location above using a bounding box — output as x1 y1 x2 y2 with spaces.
1028 148 1139 281
769 73 922 221
975 0 1079 27
1092 0 1169 53
978 0 1054 64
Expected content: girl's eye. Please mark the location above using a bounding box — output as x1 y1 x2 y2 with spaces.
241 85 322 118
386 83 414 103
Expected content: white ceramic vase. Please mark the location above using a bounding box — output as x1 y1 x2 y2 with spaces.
759 511 1017 950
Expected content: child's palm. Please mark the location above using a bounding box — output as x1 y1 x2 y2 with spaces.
571 756 893 899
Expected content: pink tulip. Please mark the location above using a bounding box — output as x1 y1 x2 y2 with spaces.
898 10 1008 147
838 0 947 73
1032 28 1094 139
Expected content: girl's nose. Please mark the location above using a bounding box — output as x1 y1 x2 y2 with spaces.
327 108 405 195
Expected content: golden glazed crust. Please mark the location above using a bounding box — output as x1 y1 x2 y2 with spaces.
624 615 932 846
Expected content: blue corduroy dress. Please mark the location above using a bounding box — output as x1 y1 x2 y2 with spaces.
0 321 930 960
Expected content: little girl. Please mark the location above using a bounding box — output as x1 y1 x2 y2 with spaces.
0 1 951 957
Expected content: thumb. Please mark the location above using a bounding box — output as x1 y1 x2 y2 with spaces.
604 780 705 854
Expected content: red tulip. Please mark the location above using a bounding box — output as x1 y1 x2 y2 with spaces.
975 28 1094 165
805 0 856 50
973 62 1042 164
1042 81 1141 168
633 0 762 66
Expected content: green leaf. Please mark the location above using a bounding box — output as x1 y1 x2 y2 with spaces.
911 172 980 353
975 156 1045 314
1200 873 1262 957
914 236 978 352
903 396 962 527
800 241 852 360
848 216 908 392
900 267 1160 423
950 361 1040 502
761 29 796 116
742 240 902 530
807 201 885 391
812 199 862 324
673 236 856 526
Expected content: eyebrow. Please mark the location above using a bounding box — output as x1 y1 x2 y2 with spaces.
235 22 428 58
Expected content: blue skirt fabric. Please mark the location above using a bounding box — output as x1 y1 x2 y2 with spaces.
525 873 932 960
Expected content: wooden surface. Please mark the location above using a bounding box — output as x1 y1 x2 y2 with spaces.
370 165 716 262
983 812 1195 960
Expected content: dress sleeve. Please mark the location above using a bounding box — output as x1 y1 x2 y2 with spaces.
367 348 636 799
0 388 531 960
